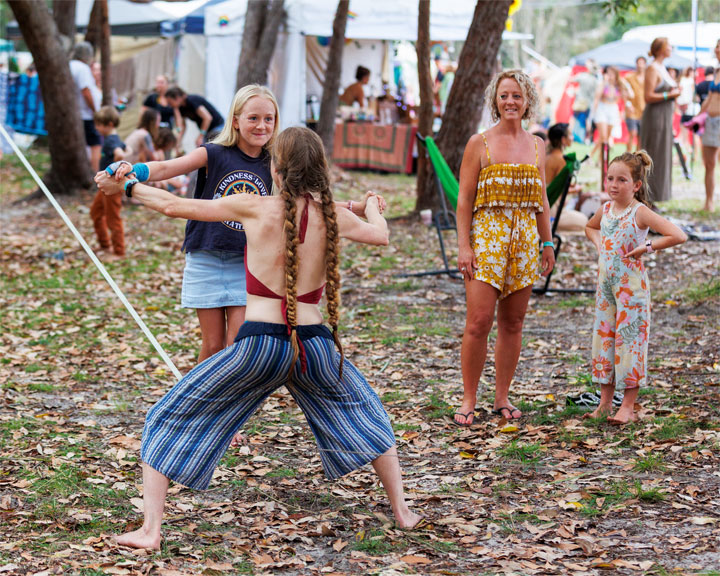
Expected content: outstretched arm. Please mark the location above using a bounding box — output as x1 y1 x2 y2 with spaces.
94 172 257 224
337 195 389 246
104 146 208 183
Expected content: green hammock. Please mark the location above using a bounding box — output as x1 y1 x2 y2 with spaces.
546 152 580 208
425 138 579 211
425 136 459 210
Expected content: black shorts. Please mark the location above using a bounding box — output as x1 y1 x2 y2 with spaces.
83 119 102 147
626 118 640 133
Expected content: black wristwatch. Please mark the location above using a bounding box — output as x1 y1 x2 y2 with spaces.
124 178 139 198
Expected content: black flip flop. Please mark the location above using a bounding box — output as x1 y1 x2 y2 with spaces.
492 406 522 420
453 411 475 427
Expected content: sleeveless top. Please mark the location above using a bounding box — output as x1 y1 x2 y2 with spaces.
244 194 325 373
599 201 649 280
182 144 272 253
473 133 544 212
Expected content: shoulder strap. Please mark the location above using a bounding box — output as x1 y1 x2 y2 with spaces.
298 193 312 244
480 133 491 164
534 137 539 167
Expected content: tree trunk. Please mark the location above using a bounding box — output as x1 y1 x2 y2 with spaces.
414 0 434 212
317 0 349 155
423 0 511 201
53 0 76 51
97 0 112 106
85 0 102 51
235 0 285 89
8 0 93 196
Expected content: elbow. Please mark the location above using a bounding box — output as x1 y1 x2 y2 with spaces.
162 200 183 219
679 231 688 245
375 231 390 246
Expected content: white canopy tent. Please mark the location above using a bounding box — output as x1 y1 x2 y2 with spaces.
622 21 720 67
204 0 532 128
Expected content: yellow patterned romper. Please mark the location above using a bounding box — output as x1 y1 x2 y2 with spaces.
470 134 544 298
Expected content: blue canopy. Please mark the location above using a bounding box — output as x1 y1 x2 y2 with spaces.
571 39 693 71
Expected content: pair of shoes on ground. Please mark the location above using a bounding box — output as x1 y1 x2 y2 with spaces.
566 390 623 408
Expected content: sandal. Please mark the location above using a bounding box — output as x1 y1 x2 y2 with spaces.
453 411 475 427
492 406 522 420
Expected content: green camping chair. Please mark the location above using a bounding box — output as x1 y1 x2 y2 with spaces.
400 134 461 279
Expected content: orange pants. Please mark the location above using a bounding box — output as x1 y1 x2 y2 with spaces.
90 190 125 256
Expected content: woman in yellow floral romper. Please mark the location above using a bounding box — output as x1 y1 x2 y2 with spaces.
585 151 686 424
454 70 555 426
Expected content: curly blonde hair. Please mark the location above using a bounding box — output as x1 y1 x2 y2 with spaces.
484 69 539 123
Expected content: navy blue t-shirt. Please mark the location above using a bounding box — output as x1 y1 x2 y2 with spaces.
143 92 175 127
182 143 272 253
100 133 126 171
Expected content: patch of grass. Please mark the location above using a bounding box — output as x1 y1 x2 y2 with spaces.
580 480 634 517
633 453 666 472
232 559 255 575
425 392 452 420
496 440 542 465
24 363 52 374
555 296 593 308
634 481 666 502
650 417 693 441
27 382 55 393
353 529 399 555
265 467 297 478
382 390 408 403
681 277 720 304
393 422 420 432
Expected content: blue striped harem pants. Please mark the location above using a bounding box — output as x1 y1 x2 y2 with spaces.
140 322 396 490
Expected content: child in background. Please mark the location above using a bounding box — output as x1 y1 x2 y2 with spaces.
124 109 159 165
152 128 188 196
585 151 687 424
91 106 130 260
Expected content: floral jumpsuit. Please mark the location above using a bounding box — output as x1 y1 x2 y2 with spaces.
591 202 650 390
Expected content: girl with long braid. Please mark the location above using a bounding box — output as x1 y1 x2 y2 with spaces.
96 126 422 549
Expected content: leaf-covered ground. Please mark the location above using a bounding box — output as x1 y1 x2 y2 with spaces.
1 147 719 576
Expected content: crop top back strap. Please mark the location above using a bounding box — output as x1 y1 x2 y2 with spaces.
243 193 325 372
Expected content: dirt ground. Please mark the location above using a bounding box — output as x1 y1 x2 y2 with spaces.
1 150 719 575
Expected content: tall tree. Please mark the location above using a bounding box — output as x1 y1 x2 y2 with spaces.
316 0 349 155
425 0 511 204
53 0 76 50
8 0 93 196
85 0 112 106
235 0 285 89
414 0 434 211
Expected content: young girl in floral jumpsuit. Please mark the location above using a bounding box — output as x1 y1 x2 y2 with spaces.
585 151 687 424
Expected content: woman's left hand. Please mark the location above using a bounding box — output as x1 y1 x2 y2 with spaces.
358 191 386 216
541 245 555 277
94 171 125 196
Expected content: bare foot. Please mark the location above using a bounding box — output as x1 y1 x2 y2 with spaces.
229 431 247 447
607 406 639 425
114 527 161 550
395 510 425 530
103 252 124 262
583 404 613 419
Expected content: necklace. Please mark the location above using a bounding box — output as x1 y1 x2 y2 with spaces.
607 201 635 220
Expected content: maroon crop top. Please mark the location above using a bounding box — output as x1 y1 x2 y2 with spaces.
244 194 326 372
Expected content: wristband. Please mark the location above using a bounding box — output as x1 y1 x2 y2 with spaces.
200 129 207 136
105 160 132 176
348 200 354 213
131 163 150 182
663 91 668 101
124 178 139 198
542 241 554 248
645 239 654 254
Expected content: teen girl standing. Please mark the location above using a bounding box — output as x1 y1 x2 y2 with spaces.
585 151 686 424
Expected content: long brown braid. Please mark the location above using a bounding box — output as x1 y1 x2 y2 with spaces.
274 127 343 381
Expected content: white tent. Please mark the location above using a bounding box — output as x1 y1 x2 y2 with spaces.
622 21 720 67
204 0 532 128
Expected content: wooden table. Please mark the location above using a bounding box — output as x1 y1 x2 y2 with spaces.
331 123 417 174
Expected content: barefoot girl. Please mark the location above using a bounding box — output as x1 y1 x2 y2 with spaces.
96 127 422 549
585 151 686 424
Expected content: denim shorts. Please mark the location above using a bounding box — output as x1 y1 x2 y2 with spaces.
702 115 720 148
181 250 247 309
625 117 641 133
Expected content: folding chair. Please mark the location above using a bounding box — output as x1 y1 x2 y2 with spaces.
400 134 461 279
534 152 595 294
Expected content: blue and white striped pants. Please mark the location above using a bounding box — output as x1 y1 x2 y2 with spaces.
140 322 396 489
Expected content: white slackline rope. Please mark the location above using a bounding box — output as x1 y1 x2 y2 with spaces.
0 123 182 381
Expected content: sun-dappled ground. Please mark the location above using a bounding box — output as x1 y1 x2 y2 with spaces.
1 144 719 575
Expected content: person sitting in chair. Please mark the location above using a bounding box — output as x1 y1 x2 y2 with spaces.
340 66 371 108
545 123 588 232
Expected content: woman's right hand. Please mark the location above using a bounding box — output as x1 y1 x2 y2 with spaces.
457 245 475 281
95 171 125 196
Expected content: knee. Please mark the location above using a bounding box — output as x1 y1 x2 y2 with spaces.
465 312 494 340
498 314 525 336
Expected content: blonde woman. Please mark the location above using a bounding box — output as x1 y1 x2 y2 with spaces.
96 126 422 549
454 70 555 425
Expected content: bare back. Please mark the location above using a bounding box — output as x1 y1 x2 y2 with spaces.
242 195 330 326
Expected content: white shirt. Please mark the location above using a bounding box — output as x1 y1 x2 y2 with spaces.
69 59 96 120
